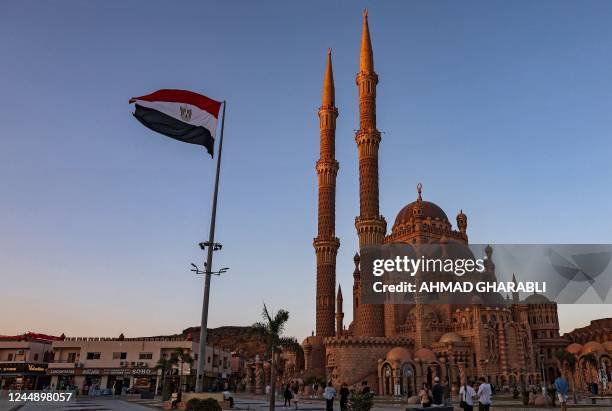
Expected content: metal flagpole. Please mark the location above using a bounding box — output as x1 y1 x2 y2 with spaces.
196 100 226 393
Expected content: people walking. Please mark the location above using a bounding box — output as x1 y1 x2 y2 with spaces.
476 378 492 411
339 382 350 411
284 384 293 407
554 373 569 411
265 384 271 403
323 381 336 411
293 384 300 410
459 381 476 411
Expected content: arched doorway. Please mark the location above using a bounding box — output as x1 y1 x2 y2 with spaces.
382 364 393 396
401 364 415 397
548 367 557 383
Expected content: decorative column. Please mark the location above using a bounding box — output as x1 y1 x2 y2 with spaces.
255 360 263 395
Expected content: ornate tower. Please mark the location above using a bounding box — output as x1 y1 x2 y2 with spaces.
354 10 386 337
314 49 340 337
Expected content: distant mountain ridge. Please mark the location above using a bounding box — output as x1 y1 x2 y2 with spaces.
180 325 268 359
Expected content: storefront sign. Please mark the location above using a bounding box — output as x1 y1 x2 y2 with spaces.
47 368 75 375
0 365 19 374
103 368 153 376
27 364 46 373
0 363 47 375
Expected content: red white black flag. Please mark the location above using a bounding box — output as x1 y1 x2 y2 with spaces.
129 89 222 156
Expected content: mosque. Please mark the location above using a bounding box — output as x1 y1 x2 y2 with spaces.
300 10 611 396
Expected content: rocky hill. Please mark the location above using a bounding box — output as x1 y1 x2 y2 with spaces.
181 326 268 359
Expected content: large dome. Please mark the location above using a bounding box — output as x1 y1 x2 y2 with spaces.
523 293 552 304
394 200 449 226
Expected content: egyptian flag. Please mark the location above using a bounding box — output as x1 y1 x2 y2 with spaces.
130 89 222 156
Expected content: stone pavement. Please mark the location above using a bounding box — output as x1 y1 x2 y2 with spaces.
231 394 612 411
1 397 152 411
26 393 607 411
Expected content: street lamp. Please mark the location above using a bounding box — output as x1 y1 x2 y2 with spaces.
193 241 227 392
191 263 229 276
199 242 223 251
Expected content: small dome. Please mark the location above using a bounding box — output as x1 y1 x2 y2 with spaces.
386 347 412 364
582 341 604 356
439 332 462 344
414 348 437 363
523 293 551 304
566 343 583 355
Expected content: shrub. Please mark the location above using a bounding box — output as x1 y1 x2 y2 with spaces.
349 392 374 411
185 398 222 411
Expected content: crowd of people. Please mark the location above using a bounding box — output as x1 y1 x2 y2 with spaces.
262 373 576 411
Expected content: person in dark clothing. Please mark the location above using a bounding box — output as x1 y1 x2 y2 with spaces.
361 380 370 395
284 385 293 407
431 377 445 406
171 391 182 409
339 382 350 411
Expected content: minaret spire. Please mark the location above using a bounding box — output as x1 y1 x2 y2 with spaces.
314 49 340 337
322 48 335 107
360 9 374 74
354 10 386 337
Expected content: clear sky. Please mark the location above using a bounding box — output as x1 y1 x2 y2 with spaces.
1 1 611 340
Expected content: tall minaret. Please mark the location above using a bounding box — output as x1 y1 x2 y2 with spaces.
354 10 386 337
314 49 340 337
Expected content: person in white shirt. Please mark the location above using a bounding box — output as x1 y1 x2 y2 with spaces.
265 385 271 402
476 378 492 411
459 381 476 411
323 381 336 411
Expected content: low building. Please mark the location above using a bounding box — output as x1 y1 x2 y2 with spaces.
0 333 60 390
47 335 233 393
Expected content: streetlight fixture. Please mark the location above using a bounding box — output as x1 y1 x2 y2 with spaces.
191 263 229 276
199 242 223 251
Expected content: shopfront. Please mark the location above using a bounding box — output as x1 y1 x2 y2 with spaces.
0 363 49 390
47 368 76 390
47 367 156 394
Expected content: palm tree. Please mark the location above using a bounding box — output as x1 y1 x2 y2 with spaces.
155 357 173 400
251 304 300 411
555 349 578 403
581 353 598 392
171 348 195 393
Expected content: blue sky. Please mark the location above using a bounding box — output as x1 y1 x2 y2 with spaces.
1 1 611 339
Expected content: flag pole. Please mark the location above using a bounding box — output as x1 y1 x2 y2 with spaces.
196 100 226 393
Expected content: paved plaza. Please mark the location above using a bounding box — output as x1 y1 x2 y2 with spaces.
2 398 150 411
2 394 611 411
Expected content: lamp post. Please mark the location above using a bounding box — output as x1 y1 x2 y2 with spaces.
192 252 229 392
